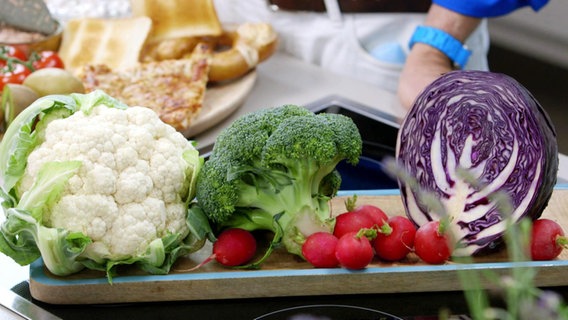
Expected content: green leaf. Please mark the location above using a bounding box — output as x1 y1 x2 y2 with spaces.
183 147 204 203
0 207 90 274
187 204 215 243
17 160 82 220
0 95 75 191
72 89 127 115
0 208 41 265
36 224 91 276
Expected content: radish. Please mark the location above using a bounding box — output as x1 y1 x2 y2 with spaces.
335 229 375 270
333 211 375 239
188 228 257 271
374 216 417 261
302 232 339 268
414 220 452 264
353 204 388 229
213 228 257 266
347 195 389 226
531 218 568 261
333 196 377 239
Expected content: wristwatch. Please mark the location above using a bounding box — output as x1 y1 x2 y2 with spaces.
409 25 472 69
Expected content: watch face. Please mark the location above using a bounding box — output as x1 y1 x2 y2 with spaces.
254 304 403 320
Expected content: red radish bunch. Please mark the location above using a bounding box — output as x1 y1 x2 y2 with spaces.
302 197 421 269
406 217 568 264
197 202 568 273
303 228 376 270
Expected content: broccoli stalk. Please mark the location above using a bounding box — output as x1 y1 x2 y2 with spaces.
196 105 362 264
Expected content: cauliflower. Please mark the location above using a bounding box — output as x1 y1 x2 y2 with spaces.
0 91 206 281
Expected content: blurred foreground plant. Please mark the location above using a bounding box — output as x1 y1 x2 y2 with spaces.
384 158 568 320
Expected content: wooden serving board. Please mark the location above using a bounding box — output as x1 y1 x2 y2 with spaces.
29 186 568 305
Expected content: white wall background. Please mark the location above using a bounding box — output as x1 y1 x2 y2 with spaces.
488 0 568 69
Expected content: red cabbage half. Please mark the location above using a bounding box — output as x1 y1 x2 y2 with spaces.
396 70 559 256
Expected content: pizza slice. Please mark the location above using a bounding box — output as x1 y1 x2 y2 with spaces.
80 44 212 133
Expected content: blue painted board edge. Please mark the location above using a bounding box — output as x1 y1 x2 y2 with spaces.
29 183 568 287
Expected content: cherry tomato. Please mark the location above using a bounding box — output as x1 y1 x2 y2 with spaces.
1 63 32 90
0 46 28 68
31 51 65 70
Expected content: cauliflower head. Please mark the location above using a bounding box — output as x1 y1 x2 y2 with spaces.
0 91 205 280
18 105 193 259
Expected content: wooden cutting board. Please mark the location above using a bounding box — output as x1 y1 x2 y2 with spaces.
29 186 568 305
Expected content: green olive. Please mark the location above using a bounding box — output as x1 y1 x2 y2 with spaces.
23 68 85 97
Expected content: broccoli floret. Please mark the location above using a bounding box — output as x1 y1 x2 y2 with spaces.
195 105 362 262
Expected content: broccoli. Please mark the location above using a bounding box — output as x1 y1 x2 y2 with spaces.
195 104 362 265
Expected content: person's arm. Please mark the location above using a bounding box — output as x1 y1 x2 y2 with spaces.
397 3 481 110
398 0 550 110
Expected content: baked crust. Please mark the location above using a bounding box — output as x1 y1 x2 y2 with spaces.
81 44 212 132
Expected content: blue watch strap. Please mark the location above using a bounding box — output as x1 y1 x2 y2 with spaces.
409 26 472 69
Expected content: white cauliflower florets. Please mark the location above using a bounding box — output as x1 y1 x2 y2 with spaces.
17 105 194 260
